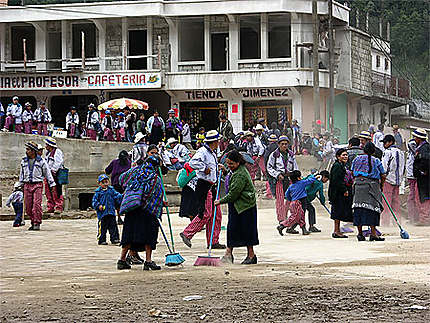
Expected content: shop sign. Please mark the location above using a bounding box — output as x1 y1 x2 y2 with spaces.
185 90 224 100
0 72 161 91
237 88 291 99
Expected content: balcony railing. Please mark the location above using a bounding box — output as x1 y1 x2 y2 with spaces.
371 72 410 99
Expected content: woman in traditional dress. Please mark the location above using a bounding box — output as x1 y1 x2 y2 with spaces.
215 150 259 265
116 155 165 270
328 148 354 238
351 142 386 241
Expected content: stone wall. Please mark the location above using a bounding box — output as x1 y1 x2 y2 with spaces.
152 17 170 71
105 19 123 71
351 30 372 94
238 61 291 70
210 15 229 33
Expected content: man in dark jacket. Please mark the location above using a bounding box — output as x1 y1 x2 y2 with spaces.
412 128 430 225
219 114 234 152
346 137 363 170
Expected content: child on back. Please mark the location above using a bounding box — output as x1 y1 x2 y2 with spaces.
276 170 321 236
6 182 25 227
92 174 122 245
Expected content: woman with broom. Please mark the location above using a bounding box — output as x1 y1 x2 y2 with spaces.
351 142 386 241
116 155 165 270
215 150 259 265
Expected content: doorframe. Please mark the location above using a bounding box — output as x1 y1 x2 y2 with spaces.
210 31 229 71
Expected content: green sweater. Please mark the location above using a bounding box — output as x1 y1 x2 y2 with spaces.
219 165 256 214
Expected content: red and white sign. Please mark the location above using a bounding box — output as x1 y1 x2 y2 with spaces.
0 72 161 90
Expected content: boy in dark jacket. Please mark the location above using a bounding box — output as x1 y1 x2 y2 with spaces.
92 174 122 245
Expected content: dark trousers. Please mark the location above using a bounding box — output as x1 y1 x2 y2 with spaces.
305 201 316 226
97 214 119 243
12 202 23 225
195 179 214 219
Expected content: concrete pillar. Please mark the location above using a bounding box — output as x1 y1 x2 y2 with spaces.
228 15 238 70
204 16 211 71
121 17 128 70
61 21 68 71
291 89 302 125
31 22 47 71
291 13 300 68
261 13 268 59
166 18 178 72
147 17 153 70
228 100 243 133
92 19 106 71
0 23 5 72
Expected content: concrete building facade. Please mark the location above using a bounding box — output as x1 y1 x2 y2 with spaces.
0 0 409 142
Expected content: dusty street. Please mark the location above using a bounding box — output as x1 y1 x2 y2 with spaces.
1 205 429 322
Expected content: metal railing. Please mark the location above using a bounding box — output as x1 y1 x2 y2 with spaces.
371 72 410 99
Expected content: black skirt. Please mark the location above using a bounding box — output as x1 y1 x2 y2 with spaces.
149 126 163 145
120 207 159 251
330 195 353 222
353 207 380 226
179 186 198 218
227 204 259 248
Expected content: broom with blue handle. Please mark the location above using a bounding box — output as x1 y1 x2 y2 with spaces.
382 192 409 239
158 167 185 266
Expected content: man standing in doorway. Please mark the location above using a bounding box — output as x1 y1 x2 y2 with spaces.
412 128 430 226
218 114 234 152
381 134 405 226
34 102 52 136
19 141 56 231
45 138 65 214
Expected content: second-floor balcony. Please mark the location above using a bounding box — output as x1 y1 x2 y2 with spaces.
371 71 410 100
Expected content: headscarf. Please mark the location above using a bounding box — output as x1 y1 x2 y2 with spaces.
118 150 129 166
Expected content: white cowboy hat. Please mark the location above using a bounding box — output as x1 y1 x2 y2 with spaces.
255 124 264 131
244 130 255 137
134 132 145 143
204 130 220 142
44 138 57 148
412 128 427 139
166 137 178 146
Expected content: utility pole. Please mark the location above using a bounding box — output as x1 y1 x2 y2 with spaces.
328 0 335 134
312 0 320 133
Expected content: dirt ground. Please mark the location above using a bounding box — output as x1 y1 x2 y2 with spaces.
1 206 429 322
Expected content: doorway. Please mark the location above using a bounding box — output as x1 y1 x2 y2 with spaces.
128 30 147 70
211 33 228 71
47 32 62 70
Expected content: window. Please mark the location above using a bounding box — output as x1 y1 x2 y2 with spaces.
128 30 147 70
376 55 380 68
179 18 204 61
11 25 35 61
385 58 389 71
240 15 261 59
72 23 96 59
268 14 291 58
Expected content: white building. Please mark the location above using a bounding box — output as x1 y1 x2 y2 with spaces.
0 0 409 142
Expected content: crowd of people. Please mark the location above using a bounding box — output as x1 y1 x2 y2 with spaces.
6 109 429 270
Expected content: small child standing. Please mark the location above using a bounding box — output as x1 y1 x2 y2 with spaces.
6 182 25 227
276 170 321 236
92 174 122 245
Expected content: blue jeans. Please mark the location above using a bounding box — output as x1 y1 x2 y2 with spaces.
12 202 23 225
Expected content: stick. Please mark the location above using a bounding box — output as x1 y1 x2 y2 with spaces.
208 170 222 257
158 167 176 253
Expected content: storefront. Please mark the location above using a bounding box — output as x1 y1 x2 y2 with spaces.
0 71 163 128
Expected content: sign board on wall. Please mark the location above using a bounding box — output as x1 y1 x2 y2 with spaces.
0 72 162 91
173 88 292 101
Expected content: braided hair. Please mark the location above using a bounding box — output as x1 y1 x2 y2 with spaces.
363 142 376 173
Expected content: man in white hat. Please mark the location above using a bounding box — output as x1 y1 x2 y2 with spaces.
19 141 56 230
22 102 34 134
267 135 298 227
3 96 23 133
66 106 80 138
44 138 65 214
412 128 430 225
86 103 100 140
180 130 226 249
162 137 191 170
255 123 268 147
359 130 383 159
243 130 265 182
131 132 148 166
34 102 52 136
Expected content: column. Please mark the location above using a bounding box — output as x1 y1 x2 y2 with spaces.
61 20 68 71
121 17 128 70
31 22 47 71
92 19 106 71
291 89 302 125
228 15 238 70
228 99 243 133
147 17 153 70
261 13 268 60
167 18 178 72
0 23 5 72
204 16 211 71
